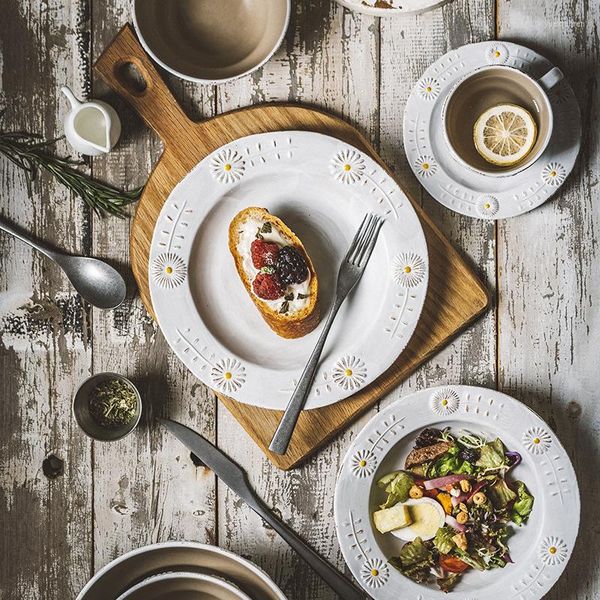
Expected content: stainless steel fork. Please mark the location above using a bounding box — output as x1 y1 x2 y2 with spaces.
269 213 385 455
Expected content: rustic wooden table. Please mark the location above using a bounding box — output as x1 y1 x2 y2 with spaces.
0 1 598 599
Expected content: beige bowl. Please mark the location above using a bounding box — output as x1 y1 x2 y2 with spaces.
76 542 286 600
133 0 290 84
116 571 252 600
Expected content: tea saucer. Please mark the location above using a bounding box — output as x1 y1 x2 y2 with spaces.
403 41 581 219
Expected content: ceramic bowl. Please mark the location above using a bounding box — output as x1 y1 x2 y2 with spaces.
133 0 290 84
115 571 252 600
72 372 142 442
76 541 286 600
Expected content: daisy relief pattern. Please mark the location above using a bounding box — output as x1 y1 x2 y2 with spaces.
360 558 390 589
392 253 426 288
332 355 367 391
522 426 552 454
414 155 438 178
350 449 377 478
210 148 245 183
330 149 366 184
211 358 246 393
476 195 500 218
151 253 187 289
430 387 460 415
539 537 568 566
485 43 509 64
541 162 567 187
417 77 441 101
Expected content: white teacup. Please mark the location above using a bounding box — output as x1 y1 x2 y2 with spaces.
442 65 563 177
133 0 290 85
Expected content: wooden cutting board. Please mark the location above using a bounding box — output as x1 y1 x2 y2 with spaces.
95 25 489 470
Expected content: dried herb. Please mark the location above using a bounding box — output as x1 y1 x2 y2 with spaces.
89 379 138 428
284 292 294 301
260 222 272 234
261 266 276 274
0 124 142 217
297 293 310 299
255 228 264 240
279 300 290 314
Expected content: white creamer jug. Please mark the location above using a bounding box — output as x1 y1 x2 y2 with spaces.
61 86 121 156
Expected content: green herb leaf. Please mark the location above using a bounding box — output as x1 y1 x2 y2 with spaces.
284 292 294 301
260 266 276 274
0 129 141 217
297 293 310 299
279 300 289 314
260 222 272 233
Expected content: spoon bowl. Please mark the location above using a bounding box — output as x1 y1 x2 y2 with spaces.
60 255 127 309
0 217 127 310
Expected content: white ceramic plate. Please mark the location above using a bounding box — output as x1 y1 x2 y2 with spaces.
116 571 252 600
76 542 286 600
403 41 581 219
334 385 580 599
335 0 450 17
149 131 428 409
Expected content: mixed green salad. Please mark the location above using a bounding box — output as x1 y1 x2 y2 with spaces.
374 428 534 593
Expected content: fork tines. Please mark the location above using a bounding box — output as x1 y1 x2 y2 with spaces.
346 213 385 267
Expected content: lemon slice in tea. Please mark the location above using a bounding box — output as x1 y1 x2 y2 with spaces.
473 104 537 166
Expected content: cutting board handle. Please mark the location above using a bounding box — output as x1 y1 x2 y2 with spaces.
94 24 191 145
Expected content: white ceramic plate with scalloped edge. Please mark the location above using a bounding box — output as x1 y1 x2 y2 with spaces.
334 385 580 600
148 131 428 410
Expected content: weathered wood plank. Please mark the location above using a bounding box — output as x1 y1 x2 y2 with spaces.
497 0 600 598
0 1 93 598
89 0 219 573
215 2 379 598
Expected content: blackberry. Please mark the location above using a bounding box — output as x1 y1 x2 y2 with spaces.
415 427 443 448
459 447 479 463
276 246 309 285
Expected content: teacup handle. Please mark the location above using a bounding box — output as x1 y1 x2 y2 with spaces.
537 67 563 92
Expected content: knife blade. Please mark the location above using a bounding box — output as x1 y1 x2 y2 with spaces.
158 418 366 600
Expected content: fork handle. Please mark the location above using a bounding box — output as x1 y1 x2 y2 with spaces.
269 298 343 455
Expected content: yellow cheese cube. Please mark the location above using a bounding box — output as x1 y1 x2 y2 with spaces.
373 504 412 534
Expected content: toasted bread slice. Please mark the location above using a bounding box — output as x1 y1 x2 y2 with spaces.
228 207 319 339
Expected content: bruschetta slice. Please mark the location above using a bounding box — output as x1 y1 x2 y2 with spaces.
228 207 319 339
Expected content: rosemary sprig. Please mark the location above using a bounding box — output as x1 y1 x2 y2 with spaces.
0 129 142 217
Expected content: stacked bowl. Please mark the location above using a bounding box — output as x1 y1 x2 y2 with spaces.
77 542 286 600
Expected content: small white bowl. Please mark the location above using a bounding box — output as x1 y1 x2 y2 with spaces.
132 0 290 85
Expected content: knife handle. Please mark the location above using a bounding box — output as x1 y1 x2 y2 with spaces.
246 495 367 600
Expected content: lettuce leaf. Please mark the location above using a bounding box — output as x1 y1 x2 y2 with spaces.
377 470 415 508
488 478 517 508
433 526 456 555
476 438 508 471
437 572 461 593
511 481 534 525
427 446 475 477
389 537 434 584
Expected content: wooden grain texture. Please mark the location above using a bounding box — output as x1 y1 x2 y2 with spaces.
1 0 598 599
94 23 489 471
496 0 600 598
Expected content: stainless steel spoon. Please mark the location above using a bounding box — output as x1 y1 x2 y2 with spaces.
0 218 126 309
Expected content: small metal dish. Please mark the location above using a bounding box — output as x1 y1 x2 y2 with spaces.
73 372 142 441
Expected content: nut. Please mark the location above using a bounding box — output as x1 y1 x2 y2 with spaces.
449 487 461 497
459 479 472 493
458 502 468 513
472 492 487 506
456 511 469 524
409 485 424 499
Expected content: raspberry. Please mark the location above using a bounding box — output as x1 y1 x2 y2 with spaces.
251 239 280 269
252 272 283 300
276 246 309 285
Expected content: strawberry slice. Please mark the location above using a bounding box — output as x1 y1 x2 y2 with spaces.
251 239 280 269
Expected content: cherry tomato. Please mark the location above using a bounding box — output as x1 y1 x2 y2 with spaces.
439 555 470 573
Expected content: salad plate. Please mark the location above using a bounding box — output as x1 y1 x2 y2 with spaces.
149 131 428 410
334 385 580 599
